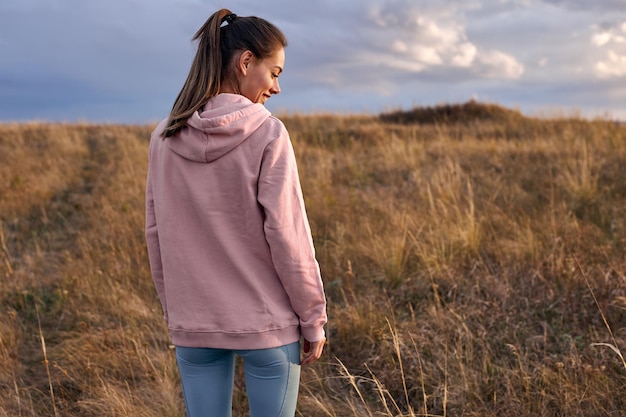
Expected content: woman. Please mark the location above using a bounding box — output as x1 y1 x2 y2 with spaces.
144 8 327 417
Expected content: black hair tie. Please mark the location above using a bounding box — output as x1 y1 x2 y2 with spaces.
223 13 237 25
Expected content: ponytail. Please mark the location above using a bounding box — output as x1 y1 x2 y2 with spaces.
162 9 287 138
162 9 230 138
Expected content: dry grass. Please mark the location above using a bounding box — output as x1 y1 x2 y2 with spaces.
1 103 625 416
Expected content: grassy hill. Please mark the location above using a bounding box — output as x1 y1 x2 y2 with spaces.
1 103 625 416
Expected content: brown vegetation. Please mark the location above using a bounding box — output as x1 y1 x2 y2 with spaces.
1 103 625 416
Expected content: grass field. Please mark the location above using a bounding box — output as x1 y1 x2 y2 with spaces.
1 102 625 416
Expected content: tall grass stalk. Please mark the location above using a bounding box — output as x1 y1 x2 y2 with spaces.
574 256 626 372
36 305 58 417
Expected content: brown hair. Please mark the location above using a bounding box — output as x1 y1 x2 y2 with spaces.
162 9 288 138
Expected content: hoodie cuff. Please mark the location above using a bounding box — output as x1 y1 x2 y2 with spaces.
301 325 325 343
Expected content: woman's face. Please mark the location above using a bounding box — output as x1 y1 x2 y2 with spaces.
239 48 285 105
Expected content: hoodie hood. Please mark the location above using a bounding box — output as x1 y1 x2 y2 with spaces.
167 94 271 163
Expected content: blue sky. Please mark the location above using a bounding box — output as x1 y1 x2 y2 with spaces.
2 0 626 123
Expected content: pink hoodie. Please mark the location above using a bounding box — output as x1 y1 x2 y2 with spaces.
145 94 327 350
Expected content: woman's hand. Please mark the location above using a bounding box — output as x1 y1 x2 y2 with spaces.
301 337 326 365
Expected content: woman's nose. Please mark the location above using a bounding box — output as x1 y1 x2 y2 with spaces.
270 79 281 95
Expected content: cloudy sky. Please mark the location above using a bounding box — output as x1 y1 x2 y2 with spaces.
2 0 626 123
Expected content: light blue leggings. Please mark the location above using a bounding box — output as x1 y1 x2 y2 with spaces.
175 342 301 417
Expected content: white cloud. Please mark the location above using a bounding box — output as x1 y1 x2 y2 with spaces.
592 31 612 46
452 42 478 67
595 50 626 77
349 8 524 83
591 21 626 78
410 44 444 66
414 16 463 46
392 40 408 53
592 21 626 44
477 50 525 78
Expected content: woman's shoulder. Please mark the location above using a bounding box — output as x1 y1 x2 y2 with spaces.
150 117 170 139
245 113 288 147
261 114 289 138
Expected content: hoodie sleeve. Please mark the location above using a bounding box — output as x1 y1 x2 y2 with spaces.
145 137 168 322
257 125 327 343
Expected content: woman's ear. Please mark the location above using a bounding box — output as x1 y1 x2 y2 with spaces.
238 50 254 75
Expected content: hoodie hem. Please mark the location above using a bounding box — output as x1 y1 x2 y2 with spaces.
170 325 301 350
